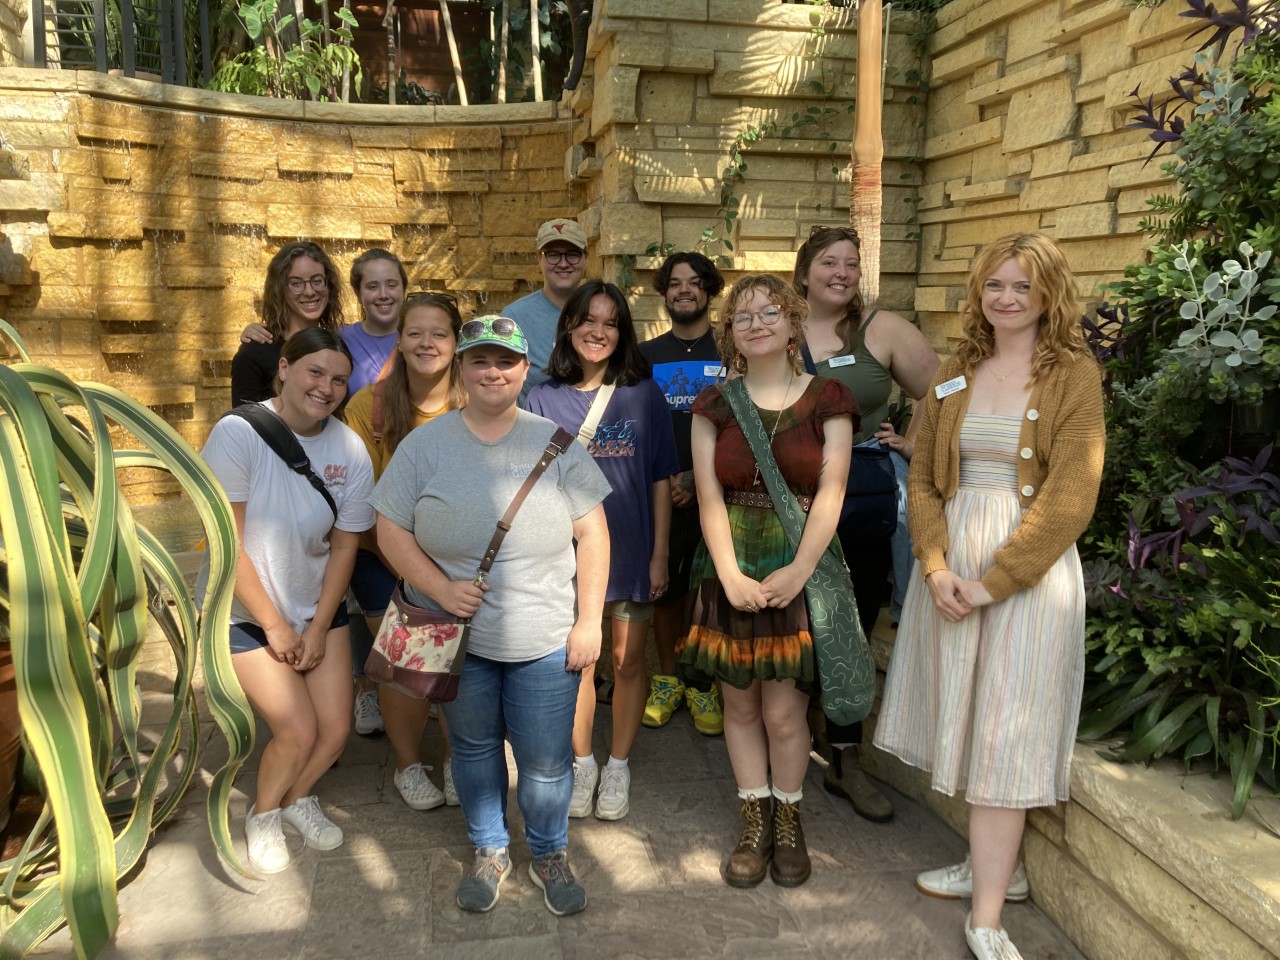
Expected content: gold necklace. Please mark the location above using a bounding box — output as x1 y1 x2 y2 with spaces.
747 371 794 489
988 358 1028 382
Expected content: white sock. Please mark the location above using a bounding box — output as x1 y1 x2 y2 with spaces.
772 786 803 804
606 756 629 770
575 754 597 769
737 784 771 800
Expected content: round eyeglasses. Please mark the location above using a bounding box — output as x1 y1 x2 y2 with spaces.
730 306 784 330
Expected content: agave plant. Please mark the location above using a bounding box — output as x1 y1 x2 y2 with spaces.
0 319 254 958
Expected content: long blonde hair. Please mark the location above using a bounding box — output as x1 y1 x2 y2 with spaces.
376 293 467 456
956 233 1089 380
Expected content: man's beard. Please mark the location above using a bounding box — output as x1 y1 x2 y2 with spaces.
668 301 709 326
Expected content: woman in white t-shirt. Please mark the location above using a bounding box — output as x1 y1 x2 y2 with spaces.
202 328 375 876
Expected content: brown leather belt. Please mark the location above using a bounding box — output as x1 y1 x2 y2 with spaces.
724 490 812 513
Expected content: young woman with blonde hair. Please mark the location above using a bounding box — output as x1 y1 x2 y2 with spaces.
875 233 1105 960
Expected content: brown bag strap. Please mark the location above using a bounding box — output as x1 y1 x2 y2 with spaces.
371 379 386 443
475 426 574 580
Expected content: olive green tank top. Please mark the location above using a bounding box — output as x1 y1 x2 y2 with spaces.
809 310 892 445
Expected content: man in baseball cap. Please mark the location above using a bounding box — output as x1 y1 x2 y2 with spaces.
503 218 588 398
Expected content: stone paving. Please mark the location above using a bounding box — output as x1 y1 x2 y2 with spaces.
34 661 1086 960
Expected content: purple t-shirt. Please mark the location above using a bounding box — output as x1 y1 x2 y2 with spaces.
526 378 681 603
340 323 397 394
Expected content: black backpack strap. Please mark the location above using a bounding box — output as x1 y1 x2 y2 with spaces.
800 341 818 376
223 403 339 522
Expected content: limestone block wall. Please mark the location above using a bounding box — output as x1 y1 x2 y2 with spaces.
569 0 928 330
913 0 1206 348
0 0 23 67
0 70 578 490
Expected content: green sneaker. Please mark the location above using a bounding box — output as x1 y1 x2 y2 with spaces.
686 685 724 736
642 675 685 728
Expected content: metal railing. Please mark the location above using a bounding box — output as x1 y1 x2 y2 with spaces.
31 0 216 86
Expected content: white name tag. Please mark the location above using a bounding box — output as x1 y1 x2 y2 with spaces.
935 375 967 399
704 364 726 377
828 355 856 368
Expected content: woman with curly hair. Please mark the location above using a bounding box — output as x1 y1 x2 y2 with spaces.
232 241 346 406
677 274 855 889
875 234 1105 960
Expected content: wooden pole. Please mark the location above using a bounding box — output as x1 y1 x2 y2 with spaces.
851 0 884 305
439 0 468 105
530 0 543 101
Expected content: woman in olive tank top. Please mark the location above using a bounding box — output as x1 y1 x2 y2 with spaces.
792 225 940 822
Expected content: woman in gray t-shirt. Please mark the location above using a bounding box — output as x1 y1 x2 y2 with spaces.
373 316 611 918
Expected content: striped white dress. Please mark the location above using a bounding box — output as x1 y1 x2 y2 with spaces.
874 413 1085 808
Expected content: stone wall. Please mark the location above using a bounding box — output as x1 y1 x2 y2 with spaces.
0 0 22 67
0 70 579 484
568 0 927 331
913 0 1208 348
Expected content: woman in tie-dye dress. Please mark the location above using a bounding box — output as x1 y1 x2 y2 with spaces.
874 234 1105 960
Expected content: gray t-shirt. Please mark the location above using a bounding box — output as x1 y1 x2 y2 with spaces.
502 289 561 398
371 409 612 662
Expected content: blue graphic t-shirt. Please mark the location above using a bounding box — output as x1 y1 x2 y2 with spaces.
639 332 725 473
526 378 680 603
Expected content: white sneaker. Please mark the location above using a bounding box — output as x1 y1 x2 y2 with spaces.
966 913 1025 960
353 689 384 736
245 804 290 875
280 796 343 850
916 855 1029 901
568 760 598 819
443 759 460 806
594 764 630 820
394 762 446 811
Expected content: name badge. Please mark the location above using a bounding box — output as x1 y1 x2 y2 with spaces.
935 375 967 399
704 364 726 377
828 355 856 368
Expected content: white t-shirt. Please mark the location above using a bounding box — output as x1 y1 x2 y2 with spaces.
201 401 376 632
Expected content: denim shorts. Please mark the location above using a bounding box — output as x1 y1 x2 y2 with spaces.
605 598 653 623
228 606 350 655
348 548 397 619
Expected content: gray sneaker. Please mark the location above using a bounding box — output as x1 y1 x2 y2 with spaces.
456 847 512 913
528 850 587 916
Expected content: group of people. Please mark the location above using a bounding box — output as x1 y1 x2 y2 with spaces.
199 217 1104 960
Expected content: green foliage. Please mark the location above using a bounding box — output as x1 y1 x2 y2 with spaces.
1082 4 1280 820
208 0 362 101
462 0 577 104
0 320 254 956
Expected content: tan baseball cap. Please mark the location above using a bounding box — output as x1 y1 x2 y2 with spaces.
536 218 587 252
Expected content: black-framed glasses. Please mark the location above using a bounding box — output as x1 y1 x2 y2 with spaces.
730 306 784 330
287 276 328 293
542 249 584 266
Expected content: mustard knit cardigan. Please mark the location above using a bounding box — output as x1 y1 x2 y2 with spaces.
908 351 1106 603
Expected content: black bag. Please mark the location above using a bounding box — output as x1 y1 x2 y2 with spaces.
799 341 898 537
223 403 337 520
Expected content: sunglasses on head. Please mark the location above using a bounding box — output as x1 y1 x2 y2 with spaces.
461 317 519 340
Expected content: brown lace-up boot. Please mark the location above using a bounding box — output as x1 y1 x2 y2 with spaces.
725 795 773 887
769 798 811 887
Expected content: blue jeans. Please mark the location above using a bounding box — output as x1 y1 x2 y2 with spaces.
442 650 580 857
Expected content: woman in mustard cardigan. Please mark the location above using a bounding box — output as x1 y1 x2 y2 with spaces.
874 234 1105 960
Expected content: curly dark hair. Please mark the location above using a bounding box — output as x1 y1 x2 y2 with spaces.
651 251 726 301
261 241 345 340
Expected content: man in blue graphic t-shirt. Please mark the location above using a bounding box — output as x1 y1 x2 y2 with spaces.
637 252 727 737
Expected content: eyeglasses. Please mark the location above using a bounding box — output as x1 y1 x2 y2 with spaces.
730 306 784 330
461 317 517 340
287 276 328 293
542 250 584 266
458 315 528 355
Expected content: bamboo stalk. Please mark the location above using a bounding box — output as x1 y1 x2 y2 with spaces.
383 0 398 104
438 0 468 105
496 0 509 103
530 0 543 101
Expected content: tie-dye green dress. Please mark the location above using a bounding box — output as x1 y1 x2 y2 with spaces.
676 377 857 693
